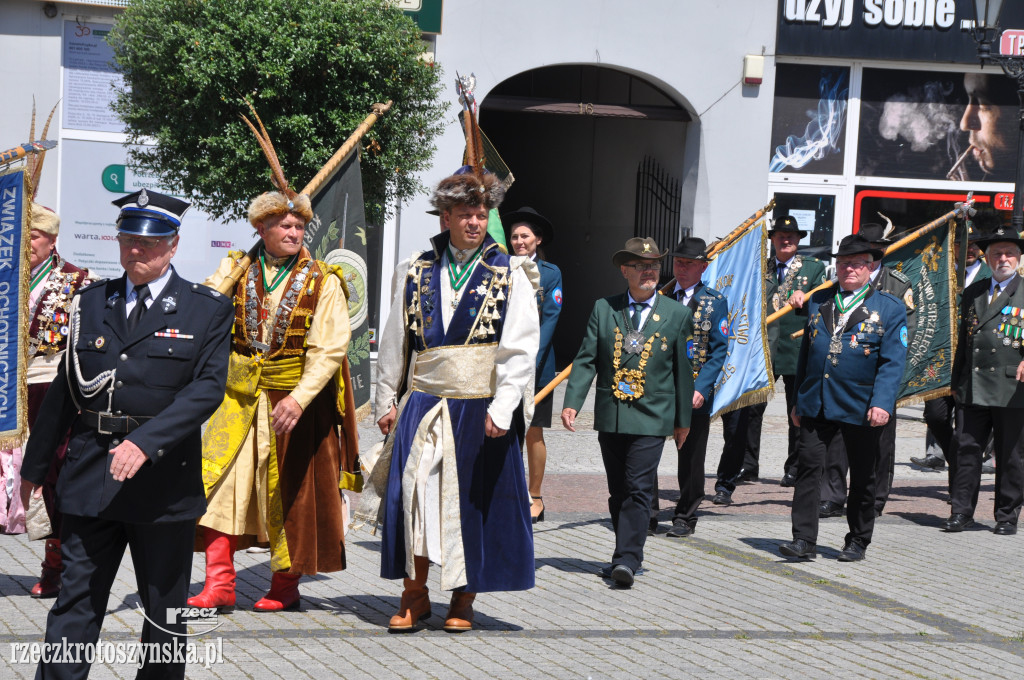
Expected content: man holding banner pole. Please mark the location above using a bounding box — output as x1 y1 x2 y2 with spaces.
819 221 914 519
780 235 908 562
652 237 729 538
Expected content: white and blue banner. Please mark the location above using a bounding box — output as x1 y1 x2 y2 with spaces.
702 217 774 418
0 167 28 447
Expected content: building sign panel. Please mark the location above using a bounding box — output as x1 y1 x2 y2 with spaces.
778 1 1024 63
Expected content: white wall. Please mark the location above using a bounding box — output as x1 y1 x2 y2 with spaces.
381 0 779 325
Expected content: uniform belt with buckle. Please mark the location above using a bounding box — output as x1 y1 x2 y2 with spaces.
81 410 152 435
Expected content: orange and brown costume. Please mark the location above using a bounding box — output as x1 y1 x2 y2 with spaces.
198 247 358 574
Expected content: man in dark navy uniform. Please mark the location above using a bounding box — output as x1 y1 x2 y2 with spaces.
944 225 1024 535
820 222 914 519
20 189 233 680
779 235 907 562
654 237 729 536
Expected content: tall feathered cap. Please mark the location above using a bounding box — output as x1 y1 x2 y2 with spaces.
241 100 313 226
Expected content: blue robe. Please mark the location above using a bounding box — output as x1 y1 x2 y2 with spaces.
379 235 535 592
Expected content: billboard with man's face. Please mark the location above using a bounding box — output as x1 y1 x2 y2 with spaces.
856 68 1018 184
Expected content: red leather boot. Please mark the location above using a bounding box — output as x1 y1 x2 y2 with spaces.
253 571 301 612
187 529 237 612
31 540 62 598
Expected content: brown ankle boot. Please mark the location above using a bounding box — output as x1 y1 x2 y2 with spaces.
31 540 62 599
444 591 476 632
389 556 431 631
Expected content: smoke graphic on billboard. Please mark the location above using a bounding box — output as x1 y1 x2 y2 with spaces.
877 80 962 165
769 70 848 172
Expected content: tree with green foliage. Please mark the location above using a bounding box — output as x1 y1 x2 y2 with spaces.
109 0 447 222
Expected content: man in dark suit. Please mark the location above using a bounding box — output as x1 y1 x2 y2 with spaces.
562 237 693 587
20 189 233 680
820 222 913 519
944 225 1024 535
655 237 729 534
779 234 907 562
717 216 825 491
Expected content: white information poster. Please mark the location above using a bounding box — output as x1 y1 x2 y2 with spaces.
788 209 817 245
58 139 255 282
62 21 124 133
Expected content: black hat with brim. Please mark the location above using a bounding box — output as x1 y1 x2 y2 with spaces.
670 236 709 261
112 188 189 237
858 222 892 246
834 234 884 261
612 237 668 266
503 206 554 245
768 214 808 237
975 226 1024 252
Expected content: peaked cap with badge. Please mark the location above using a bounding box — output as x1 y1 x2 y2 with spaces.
112 188 191 237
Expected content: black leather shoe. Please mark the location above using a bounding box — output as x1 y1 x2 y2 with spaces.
610 564 634 587
778 539 815 559
665 520 694 538
818 501 844 518
981 464 996 475
779 472 797 488
909 454 945 471
943 513 974 532
994 521 1017 535
837 541 867 562
647 518 659 537
735 468 759 484
711 491 733 506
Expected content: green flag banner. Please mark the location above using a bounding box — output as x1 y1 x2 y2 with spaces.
884 220 958 407
306 149 372 418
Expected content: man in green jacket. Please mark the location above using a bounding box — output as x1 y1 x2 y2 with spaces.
765 216 827 486
562 237 694 588
945 226 1024 534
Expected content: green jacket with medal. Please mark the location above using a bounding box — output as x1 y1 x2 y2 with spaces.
563 291 695 436
953 274 1024 408
766 254 826 376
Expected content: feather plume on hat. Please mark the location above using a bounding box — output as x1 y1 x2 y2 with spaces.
240 99 313 226
26 98 59 201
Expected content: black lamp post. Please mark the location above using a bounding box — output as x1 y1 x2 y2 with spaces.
969 0 1024 232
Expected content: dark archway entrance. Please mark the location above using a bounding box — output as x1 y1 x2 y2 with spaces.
480 65 691 370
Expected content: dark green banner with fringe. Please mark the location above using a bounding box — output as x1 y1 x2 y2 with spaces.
883 220 958 406
306 150 371 418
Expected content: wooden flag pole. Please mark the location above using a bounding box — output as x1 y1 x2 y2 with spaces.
765 196 974 324
216 102 392 296
659 197 776 295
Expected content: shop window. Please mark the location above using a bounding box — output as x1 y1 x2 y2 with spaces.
769 64 850 176
853 187 999 234
773 192 836 262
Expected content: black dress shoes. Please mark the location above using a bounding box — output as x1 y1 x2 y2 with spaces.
711 491 733 506
943 513 974 532
818 501 844 518
734 468 759 484
665 520 694 538
981 463 996 475
837 541 867 562
909 454 946 471
778 539 816 559
610 564 634 587
994 521 1017 535
779 472 797 488
647 517 659 537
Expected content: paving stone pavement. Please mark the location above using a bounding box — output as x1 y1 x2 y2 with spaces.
2 381 1022 679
